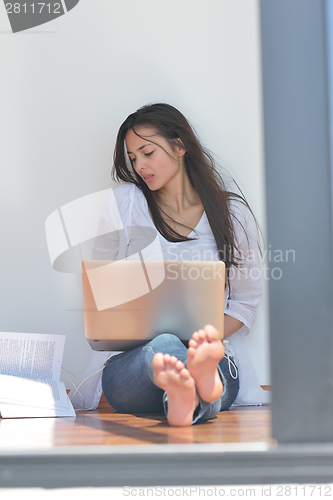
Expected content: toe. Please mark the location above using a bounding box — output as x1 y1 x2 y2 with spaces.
187 346 196 358
169 356 178 366
152 352 164 370
188 339 198 349
198 329 206 341
164 353 171 364
175 359 185 371
192 331 200 342
179 367 191 380
204 324 220 341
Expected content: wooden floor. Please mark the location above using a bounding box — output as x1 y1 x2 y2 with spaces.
0 394 271 450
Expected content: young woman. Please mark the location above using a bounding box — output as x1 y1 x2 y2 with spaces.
94 103 269 426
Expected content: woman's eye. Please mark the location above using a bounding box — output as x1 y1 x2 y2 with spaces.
145 151 153 156
129 158 136 163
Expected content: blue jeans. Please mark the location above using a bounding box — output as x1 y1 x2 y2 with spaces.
102 333 239 425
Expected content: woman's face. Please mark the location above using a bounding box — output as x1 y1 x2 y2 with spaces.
125 127 185 192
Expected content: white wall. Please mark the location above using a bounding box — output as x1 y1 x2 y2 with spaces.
0 0 270 386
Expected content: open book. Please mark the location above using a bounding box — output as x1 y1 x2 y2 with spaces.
0 332 75 418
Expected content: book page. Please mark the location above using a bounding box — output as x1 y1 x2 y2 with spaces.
0 332 65 381
0 402 76 419
0 374 69 409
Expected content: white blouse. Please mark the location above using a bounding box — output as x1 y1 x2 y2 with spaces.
70 184 270 409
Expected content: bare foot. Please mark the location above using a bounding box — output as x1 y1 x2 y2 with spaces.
187 324 225 403
152 353 199 427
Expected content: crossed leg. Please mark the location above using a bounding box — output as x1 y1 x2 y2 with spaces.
152 324 225 426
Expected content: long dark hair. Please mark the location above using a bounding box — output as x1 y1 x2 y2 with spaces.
112 103 254 275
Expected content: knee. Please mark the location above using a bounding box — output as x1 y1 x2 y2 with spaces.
149 333 183 350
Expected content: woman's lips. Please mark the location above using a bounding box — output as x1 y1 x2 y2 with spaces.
144 175 154 183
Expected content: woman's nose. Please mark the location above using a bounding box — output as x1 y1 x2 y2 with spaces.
136 157 146 173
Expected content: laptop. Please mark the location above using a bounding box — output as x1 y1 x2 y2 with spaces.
82 260 225 351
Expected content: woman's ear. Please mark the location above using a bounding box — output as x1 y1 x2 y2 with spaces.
175 138 186 156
